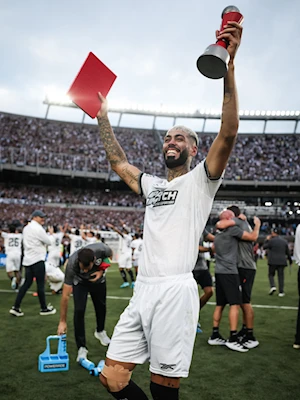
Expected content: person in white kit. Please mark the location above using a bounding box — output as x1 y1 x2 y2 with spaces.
9 210 56 317
96 21 243 400
1 224 23 290
67 228 86 255
106 222 135 289
46 225 67 294
131 232 143 276
47 225 65 267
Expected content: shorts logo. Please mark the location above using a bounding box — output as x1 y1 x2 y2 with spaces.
160 363 176 370
146 190 178 207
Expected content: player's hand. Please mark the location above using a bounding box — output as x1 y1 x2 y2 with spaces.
216 21 243 63
253 216 261 227
89 270 104 282
57 321 67 335
97 92 108 119
106 223 114 229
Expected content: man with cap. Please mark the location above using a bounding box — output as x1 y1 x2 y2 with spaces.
9 210 56 317
263 228 293 296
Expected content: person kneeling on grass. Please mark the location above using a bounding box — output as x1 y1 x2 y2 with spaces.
57 242 112 362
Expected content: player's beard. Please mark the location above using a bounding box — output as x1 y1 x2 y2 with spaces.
164 148 189 169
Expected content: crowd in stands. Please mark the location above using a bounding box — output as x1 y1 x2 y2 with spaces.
0 204 144 232
0 112 164 176
0 184 144 208
1 112 300 181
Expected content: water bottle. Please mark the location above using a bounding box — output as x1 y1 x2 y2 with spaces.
90 360 105 376
79 358 95 371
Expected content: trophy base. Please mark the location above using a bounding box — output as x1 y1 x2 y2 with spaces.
197 44 230 79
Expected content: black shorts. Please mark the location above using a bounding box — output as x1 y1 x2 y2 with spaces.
238 269 256 304
215 274 242 306
193 269 213 289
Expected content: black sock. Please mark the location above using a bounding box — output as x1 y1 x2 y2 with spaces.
246 328 255 339
127 269 135 282
109 380 149 399
212 327 219 334
150 382 179 400
120 270 127 282
229 330 238 341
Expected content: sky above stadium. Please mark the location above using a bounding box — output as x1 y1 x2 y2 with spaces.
1 0 300 131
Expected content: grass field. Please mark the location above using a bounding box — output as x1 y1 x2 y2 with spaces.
1 259 299 400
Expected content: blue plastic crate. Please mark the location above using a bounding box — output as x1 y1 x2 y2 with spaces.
38 334 69 373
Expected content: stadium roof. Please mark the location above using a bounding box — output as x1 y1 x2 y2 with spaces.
44 96 300 121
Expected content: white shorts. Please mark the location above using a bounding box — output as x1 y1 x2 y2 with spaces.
45 262 65 283
6 254 21 273
106 272 199 378
118 254 132 269
132 258 139 267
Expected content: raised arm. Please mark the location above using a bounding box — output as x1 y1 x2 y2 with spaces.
97 94 141 194
216 219 236 230
205 21 243 178
240 217 261 242
106 222 123 237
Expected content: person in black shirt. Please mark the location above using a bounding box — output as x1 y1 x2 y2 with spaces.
57 242 112 362
263 229 292 297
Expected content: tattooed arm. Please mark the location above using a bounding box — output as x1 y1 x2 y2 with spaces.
97 93 141 194
205 21 243 178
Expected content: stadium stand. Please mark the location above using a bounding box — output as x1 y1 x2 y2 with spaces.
1 111 300 180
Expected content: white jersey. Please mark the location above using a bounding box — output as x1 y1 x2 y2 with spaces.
69 234 85 255
118 233 133 257
1 232 22 256
139 160 223 277
47 232 64 257
131 238 143 261
84 237 97 245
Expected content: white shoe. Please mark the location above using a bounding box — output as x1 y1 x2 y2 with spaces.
226 340 249 352
269 287 276 295
94 330 111 346
40 303 56 316
76 347 88 362
208 335 226 345
241 338 259 349
9 306 24 317
278 292 285 297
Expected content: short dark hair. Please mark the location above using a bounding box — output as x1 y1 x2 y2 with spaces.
227 205 241 217
78 248 95 267
75 229 80 236
8 224 16 233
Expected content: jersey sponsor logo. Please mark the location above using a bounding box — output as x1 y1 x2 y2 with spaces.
94 258 102 266
160 363 176 370
146 190 178 207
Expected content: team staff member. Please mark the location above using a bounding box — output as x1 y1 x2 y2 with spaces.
216 205 260 349
96 21 243 400
57 242 112 362
208 210 260 352
263 228 292 296
9 210 56 317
